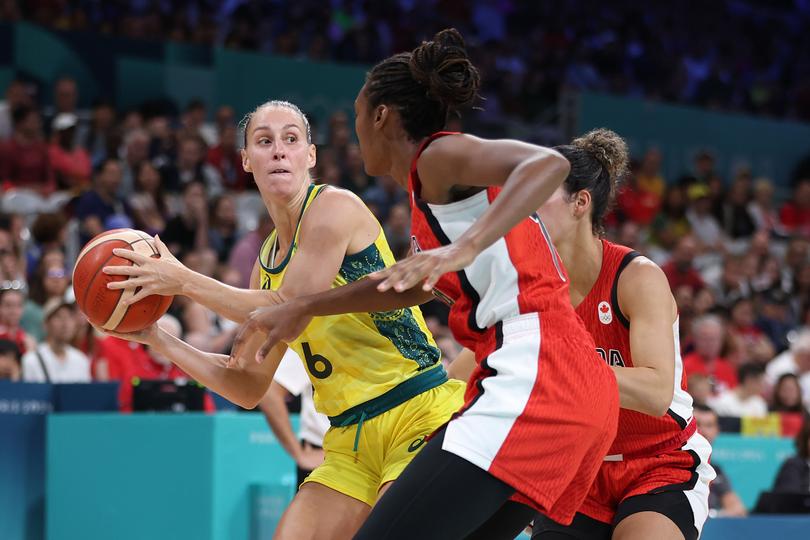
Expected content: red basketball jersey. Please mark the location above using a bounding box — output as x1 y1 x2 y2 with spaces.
576 240 695 457
408 132 572 351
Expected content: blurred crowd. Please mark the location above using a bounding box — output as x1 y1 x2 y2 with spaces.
1 72 810 422
5 0 810 122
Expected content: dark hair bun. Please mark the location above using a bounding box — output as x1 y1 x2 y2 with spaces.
409 28 480 111
572 128 629 181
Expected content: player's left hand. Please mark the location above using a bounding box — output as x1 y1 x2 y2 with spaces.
370 240 478 292
103 235 186 304
90 322 161 348
228 300 313 366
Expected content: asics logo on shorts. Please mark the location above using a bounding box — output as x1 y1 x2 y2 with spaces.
408 436 427 452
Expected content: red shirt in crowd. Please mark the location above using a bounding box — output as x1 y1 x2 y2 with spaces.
48 143 92 189
780 202 810 236
0 326 30 354
207 144 250 191
682 351 738 394
0 138 54 195
616 186 661 225
93 336 214 412
662 261 706 293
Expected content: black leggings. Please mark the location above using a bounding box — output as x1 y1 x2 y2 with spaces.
353 427 530 540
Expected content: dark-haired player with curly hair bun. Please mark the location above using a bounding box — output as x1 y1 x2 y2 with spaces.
230 28 620 539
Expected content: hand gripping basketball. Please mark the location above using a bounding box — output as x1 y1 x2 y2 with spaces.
104 235 186 305
73 229 174 333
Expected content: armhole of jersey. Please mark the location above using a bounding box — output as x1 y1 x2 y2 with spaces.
610 251 642 329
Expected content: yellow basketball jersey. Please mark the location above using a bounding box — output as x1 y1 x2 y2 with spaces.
259 184 442 417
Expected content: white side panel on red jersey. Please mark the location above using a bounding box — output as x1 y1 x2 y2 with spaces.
669 318 694 423
427 191 522 329
442 313 540 470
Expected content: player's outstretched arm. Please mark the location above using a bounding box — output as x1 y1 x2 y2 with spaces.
257 383 322 471
104 235 278 324
375 135 570 292
613 258 678 417
229 274 435 365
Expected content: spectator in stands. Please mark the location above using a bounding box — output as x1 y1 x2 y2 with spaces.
161 134 222 196
684 315 738 394
772 414 810 493
23 249 69 341
0 288 36 355
161 180 209 259
615 168 661 226
688 373 712 408
728 298 775 364
713 255 750 309
129 162 170 236
342 143 372 192
26 212 68 275
74 158 133 245
21 299 90 383
47 77 82 129
757 289 794 354
720 174 756 239
361 174 406 223
694 404 748 517
650 186 691 254
0 79 33 139
206 123 250 191
227 212 273 289
119 128 150 198
766 329 810 407
635 148 666 197
0 106 53 194
48 113 91 190
662 235 705 294
82 100 119 168
780 179 810 236
208 194 239 264
748 178 784 236
709 363 768 417
687 183 726 252
0 338 22 381
383 202 411 261
180 99 217 146
0 227 27 287
771 373 806 413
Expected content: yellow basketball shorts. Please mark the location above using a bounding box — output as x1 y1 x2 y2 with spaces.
303 378 466 506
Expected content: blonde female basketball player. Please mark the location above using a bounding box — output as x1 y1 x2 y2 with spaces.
99 100 465 540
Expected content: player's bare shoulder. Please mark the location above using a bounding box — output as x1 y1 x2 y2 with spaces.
302 186 379 247
617 255 676 318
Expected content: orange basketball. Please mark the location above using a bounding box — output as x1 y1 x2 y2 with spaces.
72 228 173 333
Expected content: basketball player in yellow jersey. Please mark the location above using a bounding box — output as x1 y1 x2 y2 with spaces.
98 100 465 540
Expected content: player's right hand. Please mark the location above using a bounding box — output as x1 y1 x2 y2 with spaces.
104 235 186 304
294 444 324 471
228 300 312 366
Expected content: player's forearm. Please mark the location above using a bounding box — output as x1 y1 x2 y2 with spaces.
611 365 674 417
297 276 434 317
180 271 281 323
152 330 270 408
457 151 569 255
258 390 302 461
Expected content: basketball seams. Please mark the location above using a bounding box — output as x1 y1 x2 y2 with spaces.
80 250 128 323
102 238 156 330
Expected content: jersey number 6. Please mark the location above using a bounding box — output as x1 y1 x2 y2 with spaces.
302 342 333 379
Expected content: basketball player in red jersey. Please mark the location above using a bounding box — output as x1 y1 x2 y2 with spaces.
230 29 619 539
453 130 715 539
